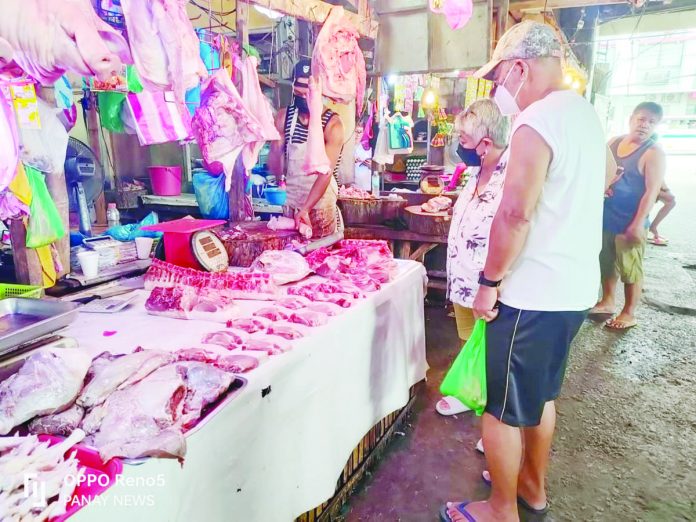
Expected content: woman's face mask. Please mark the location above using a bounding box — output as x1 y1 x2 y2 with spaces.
293 95 309 115
457 144 482 167
456 138 489 167
493 63 525 116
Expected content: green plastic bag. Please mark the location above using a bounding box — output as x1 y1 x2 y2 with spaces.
25 165 66 248
97 92 126 133
439 319 487 416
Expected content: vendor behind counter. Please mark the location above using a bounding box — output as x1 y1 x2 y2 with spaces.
267 59 344 238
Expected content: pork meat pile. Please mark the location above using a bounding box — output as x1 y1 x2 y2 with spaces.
305 239 397 290
145 259 279 300
250 250 312 285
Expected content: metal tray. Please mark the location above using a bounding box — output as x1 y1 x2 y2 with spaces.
0 298 78 356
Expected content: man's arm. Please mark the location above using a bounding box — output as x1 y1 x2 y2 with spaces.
296 116 344 226
472 125 551 320
267 108 286 177
623 146 665 243
605 143 618 191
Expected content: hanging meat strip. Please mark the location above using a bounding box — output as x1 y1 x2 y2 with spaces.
303 76 331 175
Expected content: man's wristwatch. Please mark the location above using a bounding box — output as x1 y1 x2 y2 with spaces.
478 271 502 288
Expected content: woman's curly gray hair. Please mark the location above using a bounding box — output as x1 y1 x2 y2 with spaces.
455 99 509 148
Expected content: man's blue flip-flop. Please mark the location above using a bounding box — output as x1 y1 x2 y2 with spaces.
439 501 477 522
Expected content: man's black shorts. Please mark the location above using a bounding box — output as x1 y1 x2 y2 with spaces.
485 302 588 427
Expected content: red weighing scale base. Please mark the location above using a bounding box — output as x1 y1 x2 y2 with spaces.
142 218 226 269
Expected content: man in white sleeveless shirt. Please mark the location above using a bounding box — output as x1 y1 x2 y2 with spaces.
441 22 606 522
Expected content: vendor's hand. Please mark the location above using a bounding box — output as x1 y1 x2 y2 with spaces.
473 285 499 322
621 224 645 245
295 209 311 230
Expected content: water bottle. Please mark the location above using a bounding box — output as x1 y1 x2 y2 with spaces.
371 171 381 196
107 203 121 228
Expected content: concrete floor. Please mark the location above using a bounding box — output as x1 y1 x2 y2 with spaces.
343 155 696 522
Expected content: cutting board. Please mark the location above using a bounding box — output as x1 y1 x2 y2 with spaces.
222 222 300 267
404 206 452 237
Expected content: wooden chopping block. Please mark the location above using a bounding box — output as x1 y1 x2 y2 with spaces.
338 197 407 225
223 221 300 267
404 206 452 237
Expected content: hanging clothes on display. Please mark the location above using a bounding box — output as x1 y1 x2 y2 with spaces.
387 112 415 155
429 0 474 30
372 108 394 166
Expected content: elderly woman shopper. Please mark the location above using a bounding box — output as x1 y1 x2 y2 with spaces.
436 98 509 417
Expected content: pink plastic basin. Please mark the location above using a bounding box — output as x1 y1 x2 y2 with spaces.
148 165 182 196
38 435 123 522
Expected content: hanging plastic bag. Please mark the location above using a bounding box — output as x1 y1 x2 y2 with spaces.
97 92 127 133
192 172 230 219
25 165 66 248
439 319 487 416
19 98 70 174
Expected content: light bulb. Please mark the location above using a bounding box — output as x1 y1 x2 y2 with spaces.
387 74 398 85
572 80 581 90
564 74 573 85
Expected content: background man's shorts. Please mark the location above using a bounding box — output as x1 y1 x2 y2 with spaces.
599 230 645 284
485 303 587 427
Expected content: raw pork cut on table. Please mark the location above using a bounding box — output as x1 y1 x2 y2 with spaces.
78 349 174 408
266 324 304 340
338 185 376 200
83 363 189 460
28 403 85 437
237 55 280 169
277 296 312 310
202 330 247 349
145 286 239 322
175 348 259 373
119 0 206 103
176 362 234 430
311 6 367 112
0 0 131 84
267 215 312 240
215 354 259 373
289 310 328 328
145 259 279 300
289 281 363 300
254 307 290 321
303 76 331 176
242 338 288 356
251 250 312 285
306 302 343 316
0 350 91 435
226 317 268 334
192 69 264 191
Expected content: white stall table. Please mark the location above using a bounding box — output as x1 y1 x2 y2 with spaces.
65 260 428 522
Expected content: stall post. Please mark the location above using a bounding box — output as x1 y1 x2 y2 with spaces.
228 0 251 223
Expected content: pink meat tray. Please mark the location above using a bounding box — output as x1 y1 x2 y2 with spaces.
142 217 226 269
38 435 123 522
